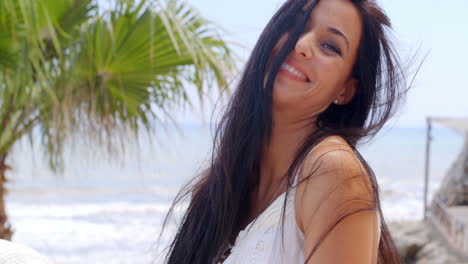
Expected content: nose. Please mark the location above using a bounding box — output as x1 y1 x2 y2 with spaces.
294 32 314 59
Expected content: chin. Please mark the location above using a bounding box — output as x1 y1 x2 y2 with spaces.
272 82 299 110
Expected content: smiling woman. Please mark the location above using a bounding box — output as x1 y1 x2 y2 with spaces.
271 0 363 115
159 0 408 263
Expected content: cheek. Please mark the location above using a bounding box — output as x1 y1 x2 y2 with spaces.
271 55 348 114
318 58 348 93
272 75 328 113
272 75 344 116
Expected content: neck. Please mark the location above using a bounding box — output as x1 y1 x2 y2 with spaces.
258 112 317 199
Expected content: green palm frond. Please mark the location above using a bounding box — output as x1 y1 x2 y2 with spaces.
0 0 237 171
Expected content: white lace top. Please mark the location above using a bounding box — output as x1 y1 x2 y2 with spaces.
217 138 381 264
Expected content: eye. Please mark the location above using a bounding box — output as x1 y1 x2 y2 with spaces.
320 41 342 56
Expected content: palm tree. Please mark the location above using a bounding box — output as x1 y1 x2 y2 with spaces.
0 0 236 240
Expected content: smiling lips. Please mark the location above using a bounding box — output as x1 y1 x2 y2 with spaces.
279 60 310 83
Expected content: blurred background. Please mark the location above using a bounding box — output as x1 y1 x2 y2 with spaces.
1 0 467 263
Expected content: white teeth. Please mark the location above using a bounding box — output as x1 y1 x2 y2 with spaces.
281 63 307 80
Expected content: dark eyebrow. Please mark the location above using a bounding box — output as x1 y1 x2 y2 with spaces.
327 26 349 50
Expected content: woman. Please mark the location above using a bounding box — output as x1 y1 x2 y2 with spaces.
159 0 407 263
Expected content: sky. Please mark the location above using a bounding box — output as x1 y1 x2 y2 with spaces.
173 0 468 128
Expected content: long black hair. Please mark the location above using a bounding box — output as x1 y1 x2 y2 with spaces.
157 0 407 263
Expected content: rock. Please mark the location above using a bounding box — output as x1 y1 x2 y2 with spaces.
0 239 54 264
431 134 468 206
415 241 462 264
387 220 468 264
388 220 430 262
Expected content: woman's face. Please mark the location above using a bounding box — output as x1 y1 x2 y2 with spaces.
269 0 362 121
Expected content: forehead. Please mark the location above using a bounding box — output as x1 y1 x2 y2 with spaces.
303 0 362 47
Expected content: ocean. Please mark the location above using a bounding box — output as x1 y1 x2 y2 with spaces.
4 123 465 263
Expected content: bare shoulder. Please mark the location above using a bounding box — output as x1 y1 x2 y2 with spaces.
296 135 367 186
295 135 379 263
296 135 373 223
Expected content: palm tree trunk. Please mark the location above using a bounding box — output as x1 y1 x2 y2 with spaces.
0 154 13 240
